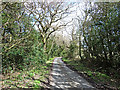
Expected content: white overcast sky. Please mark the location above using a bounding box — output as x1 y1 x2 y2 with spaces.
27 1 92 40
58 2 89 37
23 0 119 44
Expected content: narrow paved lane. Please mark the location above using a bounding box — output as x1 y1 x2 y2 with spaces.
50 57 95 90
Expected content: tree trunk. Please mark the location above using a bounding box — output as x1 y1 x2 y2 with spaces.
43 38 47 52
79 35 82 59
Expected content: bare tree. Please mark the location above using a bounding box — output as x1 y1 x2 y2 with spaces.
25 1 72 51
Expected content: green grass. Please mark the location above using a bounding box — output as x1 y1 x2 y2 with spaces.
1 57 54 88
63 58 119 89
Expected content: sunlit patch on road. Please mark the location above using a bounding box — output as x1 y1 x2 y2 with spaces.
50 57 95 89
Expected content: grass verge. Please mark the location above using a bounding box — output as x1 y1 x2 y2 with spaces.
1 58 54 89
63 58 120 90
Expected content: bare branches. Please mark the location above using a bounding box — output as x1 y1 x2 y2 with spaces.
1 1 73 53
24 2 72 50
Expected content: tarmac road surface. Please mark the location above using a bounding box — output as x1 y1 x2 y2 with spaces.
50 57 95 90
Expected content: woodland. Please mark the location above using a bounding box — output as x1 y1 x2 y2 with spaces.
0 1 120 89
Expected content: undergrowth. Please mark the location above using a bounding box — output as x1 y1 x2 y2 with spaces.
63 58 120 89
1 57 53 89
